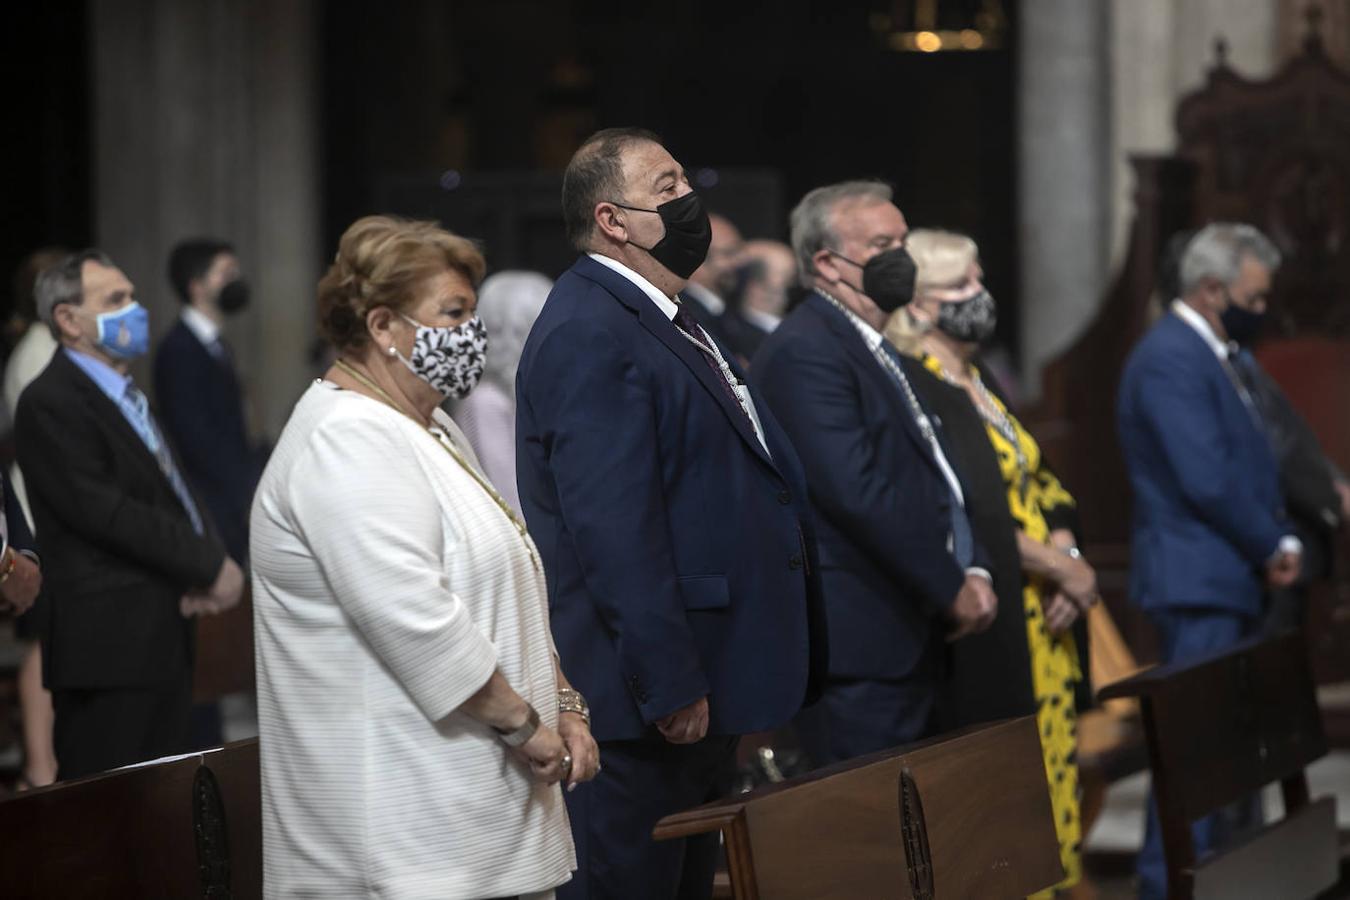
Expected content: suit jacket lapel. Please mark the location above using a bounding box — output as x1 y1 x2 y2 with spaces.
807 294 939 466
573 257 776 470
55 351 176 494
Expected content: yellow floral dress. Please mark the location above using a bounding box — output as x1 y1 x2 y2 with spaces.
923 355 1083 895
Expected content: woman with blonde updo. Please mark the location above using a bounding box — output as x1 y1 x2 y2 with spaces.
251 215 595 899
886 229 1098 896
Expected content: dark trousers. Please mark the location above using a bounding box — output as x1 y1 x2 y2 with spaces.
558 734 737 900
1137 608 1261 900
793 667 940 768
52 678 194 781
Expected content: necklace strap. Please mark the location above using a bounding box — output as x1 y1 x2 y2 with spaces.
331 358 540 568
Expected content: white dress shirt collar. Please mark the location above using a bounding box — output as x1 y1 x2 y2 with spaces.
821 290 886 350
181 305 222 347
1171 299 1232 359
588 253 680 321
741 307 782 333
588 254 771 456
682 281 726 316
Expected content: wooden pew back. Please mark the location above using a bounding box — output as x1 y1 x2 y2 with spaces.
1098 633 1338 899
656 716 1063 899
0 739 261 899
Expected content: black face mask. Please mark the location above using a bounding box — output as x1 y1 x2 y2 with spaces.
1220 301 1266 346
936 289 998 344
860 246 918 313
612 192 712 280
217 279 251 315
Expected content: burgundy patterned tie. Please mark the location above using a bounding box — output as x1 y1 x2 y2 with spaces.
672 303 750 422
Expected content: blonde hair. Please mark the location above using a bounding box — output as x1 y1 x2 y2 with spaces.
906 229 978 294
317 215 486 353
882 307 929 358
883 229 979 357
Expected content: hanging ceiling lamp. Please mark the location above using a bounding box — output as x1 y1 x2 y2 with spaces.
870 0 1009 53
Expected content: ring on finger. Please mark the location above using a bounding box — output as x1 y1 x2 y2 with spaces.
561 753 573 773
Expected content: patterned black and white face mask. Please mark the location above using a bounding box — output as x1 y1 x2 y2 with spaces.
397 314 488 399
935 289 997 344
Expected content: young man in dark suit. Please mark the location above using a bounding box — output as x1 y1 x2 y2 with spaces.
1118 222 1300 899
154 239 261 563
516 128 827 900
16 250 244 780
750 180 998 766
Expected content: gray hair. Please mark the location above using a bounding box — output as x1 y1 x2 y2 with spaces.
789 180 893 286
1178 223 1281 296
34 249 114 335
478 270 553 391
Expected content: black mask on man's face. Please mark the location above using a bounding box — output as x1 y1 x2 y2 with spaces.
612 192 712 280
217 279 251 315
1219 295 1267 346
827 246 917 314
860 246 918 313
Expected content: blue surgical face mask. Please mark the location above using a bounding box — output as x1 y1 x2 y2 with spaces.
95 302 151 359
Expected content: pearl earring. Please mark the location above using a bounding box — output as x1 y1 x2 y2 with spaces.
388 346 397 356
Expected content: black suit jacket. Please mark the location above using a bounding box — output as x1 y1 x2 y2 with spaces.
15 349 225 689
153 319 260 561
903 364 1034 725
1232 348 1343 580
751 293 986 683
721 311 772 366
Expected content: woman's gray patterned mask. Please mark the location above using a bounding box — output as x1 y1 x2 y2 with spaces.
936 290 997 344
398 314 489 399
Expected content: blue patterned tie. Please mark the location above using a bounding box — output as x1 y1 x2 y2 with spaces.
877 343 975 568
121 384 205 535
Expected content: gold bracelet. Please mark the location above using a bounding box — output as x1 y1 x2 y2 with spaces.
558 687 590 725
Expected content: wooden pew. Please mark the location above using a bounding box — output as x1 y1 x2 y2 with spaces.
655 716 1063 899
1098 633 1339 900
0 739 261 899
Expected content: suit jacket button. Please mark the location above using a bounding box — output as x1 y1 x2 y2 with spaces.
778 490 791 505
788 554 803 571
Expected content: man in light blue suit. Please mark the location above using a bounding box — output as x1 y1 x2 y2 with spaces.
516 127 826 900
1117 222 1301 899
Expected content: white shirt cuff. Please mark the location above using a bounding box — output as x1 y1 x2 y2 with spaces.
1277 535 1303 557
965 567 992 584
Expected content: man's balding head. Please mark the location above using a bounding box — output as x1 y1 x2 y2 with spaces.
739 240 796 316
562 127 664 252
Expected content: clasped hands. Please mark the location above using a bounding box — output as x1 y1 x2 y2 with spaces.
1265 548 1301 590
0 549 42 616
514 711 601 791
180 557 245 618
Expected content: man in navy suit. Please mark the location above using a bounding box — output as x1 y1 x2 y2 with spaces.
750 180 998 767
516 127 826 900
153 239 261 563
1117 222 1300 900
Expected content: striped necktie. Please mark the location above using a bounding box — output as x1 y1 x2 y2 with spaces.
121 385 205 535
